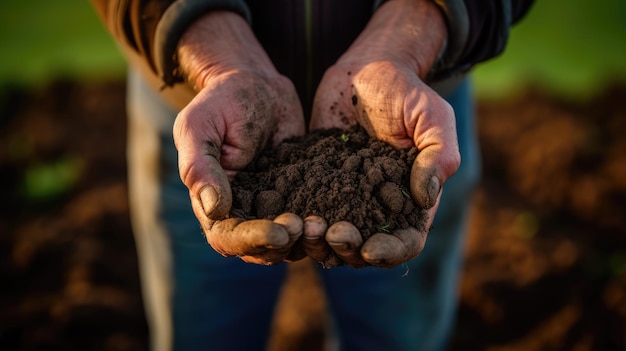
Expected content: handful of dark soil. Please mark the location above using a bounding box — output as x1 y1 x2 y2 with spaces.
230 127 427 239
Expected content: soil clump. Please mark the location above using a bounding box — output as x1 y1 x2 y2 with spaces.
230 126 427 239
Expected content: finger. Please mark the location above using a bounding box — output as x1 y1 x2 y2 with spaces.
174 110 233 219
273 213 304 240
206 218 290 263
360 227 426 268
360 200 438 268
410 156 441 210
410 145 460 210
180 140 232 219
273 213 307 262
411 143 461 209
238 255 280 265
326 221 367 268
186 169 232 223
406 90 460 209
302 216 330 263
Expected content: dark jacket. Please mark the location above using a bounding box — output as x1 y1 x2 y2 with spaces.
91 0 533 107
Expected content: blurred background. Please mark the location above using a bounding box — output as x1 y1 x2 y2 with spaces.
1 0 625 350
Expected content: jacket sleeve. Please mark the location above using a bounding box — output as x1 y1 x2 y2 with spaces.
90 0 251 86
374 0 535 83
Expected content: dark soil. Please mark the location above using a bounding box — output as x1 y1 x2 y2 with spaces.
1 79 626 351
231 127 425 238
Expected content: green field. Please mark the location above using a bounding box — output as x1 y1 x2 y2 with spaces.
1 0 625 100
0 0 125 85
472 0 626 100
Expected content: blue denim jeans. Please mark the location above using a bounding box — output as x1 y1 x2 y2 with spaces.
126 69 480 351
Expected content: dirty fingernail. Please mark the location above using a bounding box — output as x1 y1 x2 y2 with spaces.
305 235 323 241
427 175 441 207
200 186 218 216
328 241 347 247
328 242 349 250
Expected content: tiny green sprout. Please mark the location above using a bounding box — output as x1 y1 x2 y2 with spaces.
400 187 411 199
377 223 391 233
340 133 349 142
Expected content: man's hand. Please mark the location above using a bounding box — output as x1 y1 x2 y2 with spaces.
307 0 460 268
173 11 306 265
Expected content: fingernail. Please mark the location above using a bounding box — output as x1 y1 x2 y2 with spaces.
427 175 441 207
304 235 323 241
200 186 218 216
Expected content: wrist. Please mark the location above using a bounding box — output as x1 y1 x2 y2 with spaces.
177 11 278 90
341 0 447 79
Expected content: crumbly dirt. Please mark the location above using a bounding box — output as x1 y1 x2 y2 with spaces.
230 127 426 238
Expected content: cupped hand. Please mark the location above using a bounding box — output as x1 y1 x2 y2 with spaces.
306 0 460 268
173 11 306 265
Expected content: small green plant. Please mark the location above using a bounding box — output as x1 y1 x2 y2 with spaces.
340 133 349 142
377 223 391 233
400 187 411 199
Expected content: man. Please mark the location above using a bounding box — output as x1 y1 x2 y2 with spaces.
92 1 533 350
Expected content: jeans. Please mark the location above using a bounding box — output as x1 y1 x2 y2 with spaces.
126 69 480 351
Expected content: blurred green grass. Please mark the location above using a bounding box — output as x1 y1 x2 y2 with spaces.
0 0 625 99
472 0 626 100
0 0 125 86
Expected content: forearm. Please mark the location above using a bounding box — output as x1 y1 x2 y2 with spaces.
372 0 535 81
177 11 277 91
346 0 447 79
90 0 251 86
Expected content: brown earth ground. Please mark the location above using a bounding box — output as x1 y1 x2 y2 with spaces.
1 79 625 350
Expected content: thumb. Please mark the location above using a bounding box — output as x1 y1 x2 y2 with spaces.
408 89 460 209
410 162 440 210
191 156 232 220
176 133 233 220
410 148 459 210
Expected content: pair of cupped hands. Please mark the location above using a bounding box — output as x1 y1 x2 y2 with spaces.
172 0 460 268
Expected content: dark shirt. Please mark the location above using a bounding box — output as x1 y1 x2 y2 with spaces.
91 0 534 105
